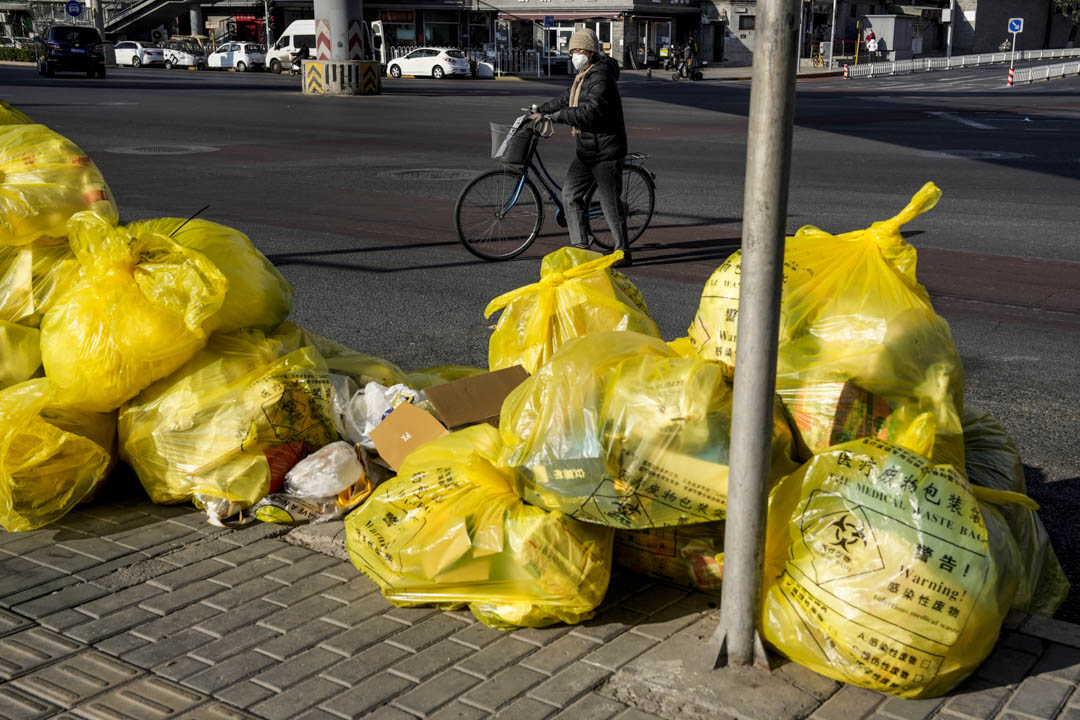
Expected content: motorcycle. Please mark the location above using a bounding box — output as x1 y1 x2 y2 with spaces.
290 49 309 75
672 58 704 81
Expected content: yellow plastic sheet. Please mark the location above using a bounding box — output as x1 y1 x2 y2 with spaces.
0 242 81 327
406 365 486 390
0 99 32 125
688 183 966 472
485 248 660 374
345 424 614 629
615 522 725 592
40 212 228 412
0 321 40 390
0 379 115 531
125 218 292 334
962 407 1069 616
119 325 338 508
500 331 799 528
0 125 117 246
283 325 410 388
762 434 1025 698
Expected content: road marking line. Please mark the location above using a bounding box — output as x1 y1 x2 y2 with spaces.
927 111 996 129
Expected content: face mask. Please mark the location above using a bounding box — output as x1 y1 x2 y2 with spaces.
572 53 589 71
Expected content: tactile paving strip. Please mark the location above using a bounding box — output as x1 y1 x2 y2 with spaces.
72 676 207 720
0 627 84 681
12 650 143 708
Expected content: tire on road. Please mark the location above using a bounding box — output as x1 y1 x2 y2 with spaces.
586 164 656 251
433 65 444 79
236 61 247 72
269 58 281 74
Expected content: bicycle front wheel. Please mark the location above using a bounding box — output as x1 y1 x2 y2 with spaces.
455 168 544 261
587 164 656 251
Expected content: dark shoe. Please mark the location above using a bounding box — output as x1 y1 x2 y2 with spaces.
611 253 633 269
569 242 591 250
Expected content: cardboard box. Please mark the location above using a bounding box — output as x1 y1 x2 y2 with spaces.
369 403 450 471
424 365 529 430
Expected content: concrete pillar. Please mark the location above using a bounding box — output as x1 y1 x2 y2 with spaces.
314 0 364 61
189 3 203 35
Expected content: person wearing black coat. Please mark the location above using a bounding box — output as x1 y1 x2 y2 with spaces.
532 28 631 267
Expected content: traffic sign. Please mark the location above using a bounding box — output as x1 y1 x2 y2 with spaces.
65 0 82 17
543 15 554 28
1008 18 1023 33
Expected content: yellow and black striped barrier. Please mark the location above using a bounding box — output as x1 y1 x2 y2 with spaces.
303 60 326 95
360 61 380 94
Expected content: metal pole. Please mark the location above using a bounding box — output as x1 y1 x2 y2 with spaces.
828 0 837 68
708 0 799 670
264 0 273 48
795 0 804 70
946 0 956 59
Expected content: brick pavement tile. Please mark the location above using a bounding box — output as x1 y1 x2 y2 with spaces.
940 678 1011 719
386 613 470 653
973 646 1039 685
130 602 221 642
201 578 283 612
611 709 667 720
320 671 414 718
254 619 340 662
384 605 441 626
390 639 475 683
368 706 420 720
0 576 81 610
580 632 655 673
37 608 91 633
68 606 160 644
294 710 343 720
263 573 342 609
57 537 134 564
1061 708 1080 720
54 510 128 535
462 665 547 712
998 630 1048 657
619 584 689 617
1018 614 1080 650
147 558 231 592
319 560 362 583
774 660 841 701
214 523 290 548
553 692 628 719
182 650 278 694
165 511 230 533
449 620 505 651
569 607 647 644
0 684 60 720
76 675 208 720
174 701 261 719
601 573 654 607
456 636 537 679
494 696 558 719
140 579 227 616
159 539 238 568
78 584 162 619
78 555 174 588
11 649 143 708
214 538 289 567
123 628 216 669
266 554 340 585
874 696 944 720
0 607 33 637
11 582 108 620
321 642 411 686
319 575 380 605
210 680 275 708
0 627 82 680
95 631 151 658
320 591 390 629
521 635 600 677
1031 643 1080 683
258 594 342 634
251 647 341 692
527 662 610 710
207 557 288 590
193 600 272 639
427 701 491 720
189 626 279 665
321 615 406 657
109 521 195 552
810 685 886 720
627 600 706 642
394 668 482 716
267 544 316 565
154 656 213 683
510 624 574 648
251 676 344 720
0 566 66 600
1002 676 1071 718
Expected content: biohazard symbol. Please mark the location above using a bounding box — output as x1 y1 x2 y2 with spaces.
828 514 866 553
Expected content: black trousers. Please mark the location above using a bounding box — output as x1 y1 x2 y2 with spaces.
563 156 628 252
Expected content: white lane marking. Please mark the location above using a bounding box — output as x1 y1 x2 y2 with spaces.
927 111 997 129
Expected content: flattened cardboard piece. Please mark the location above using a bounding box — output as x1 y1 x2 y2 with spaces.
370 403 450 472
424 365 529 429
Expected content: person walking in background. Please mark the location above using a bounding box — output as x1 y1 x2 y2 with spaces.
531 28 632 267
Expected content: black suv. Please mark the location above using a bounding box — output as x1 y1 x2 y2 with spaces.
35 25 106 78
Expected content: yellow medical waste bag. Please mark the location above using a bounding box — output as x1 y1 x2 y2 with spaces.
345 424 614 629
0 321 40 390
0 99 32 125
0 241 80 327
40 211 228 412
762 434 1026 698
0 379 115 531
0 124 117 246
499 331 799 528
485 247 660 374
614 522 725 592
688 183 966 472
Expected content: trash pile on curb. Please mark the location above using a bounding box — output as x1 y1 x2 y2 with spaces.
0 103 1069 699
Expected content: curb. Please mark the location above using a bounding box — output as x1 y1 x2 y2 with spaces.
0 60 35 67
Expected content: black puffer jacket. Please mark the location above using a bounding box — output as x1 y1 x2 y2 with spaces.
539 56 627 164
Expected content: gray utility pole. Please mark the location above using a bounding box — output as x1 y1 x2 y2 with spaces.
828 0 838 68
90 0 104 36
708 0 799 670
946 0 957 59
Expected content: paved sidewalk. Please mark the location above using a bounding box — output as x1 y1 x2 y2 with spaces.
1 474 1078 720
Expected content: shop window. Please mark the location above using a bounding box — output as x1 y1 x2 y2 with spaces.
739 15 755 30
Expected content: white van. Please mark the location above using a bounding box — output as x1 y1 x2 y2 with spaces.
266 20 317 74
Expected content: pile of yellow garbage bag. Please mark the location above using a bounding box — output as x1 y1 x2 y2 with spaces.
0 96 1066 667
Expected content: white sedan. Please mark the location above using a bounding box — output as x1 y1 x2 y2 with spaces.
206 42 265 72
113 40 164 68
162 40 204 69
387 48 470 79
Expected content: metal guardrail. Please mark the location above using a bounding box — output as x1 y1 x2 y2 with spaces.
1012 59 1080 84
385 45 565 75
846 47 1080 79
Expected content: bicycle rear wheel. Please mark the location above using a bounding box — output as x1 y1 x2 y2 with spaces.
587 164 656 251
455 168 544 261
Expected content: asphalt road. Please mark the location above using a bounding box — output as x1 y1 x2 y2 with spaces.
2 63 1078 619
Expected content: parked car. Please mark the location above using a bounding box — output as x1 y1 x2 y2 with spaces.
34 25 106 78
206 42 265 72
162 39 204 69
387 47 470 79
113 40 165 67
265 20 316 74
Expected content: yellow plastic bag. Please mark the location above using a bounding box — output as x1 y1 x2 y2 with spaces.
500 330 799 528
0 125 117 246
406 365 486 390
0 242 81 327
688 183 966 472
485 248 661 374
0 379 116 531
125 218 292 334
962 407 1069 616
761 432 1026 698
0 99 32 125
0 321 40 390
615 522 725 592
281 324 410 388
119 325 338 510
345 424 614 629
40 212 228 412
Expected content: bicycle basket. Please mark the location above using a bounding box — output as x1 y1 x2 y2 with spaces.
491 122 533 165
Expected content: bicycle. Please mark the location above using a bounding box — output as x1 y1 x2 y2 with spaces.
454 113 657 261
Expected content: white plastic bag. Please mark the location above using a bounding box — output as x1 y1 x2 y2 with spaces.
285 440 366 498
330 378 425 450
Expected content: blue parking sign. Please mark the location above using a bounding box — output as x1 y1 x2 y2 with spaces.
544 15 554 28
65 0 81 16
1008 18 1023 33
